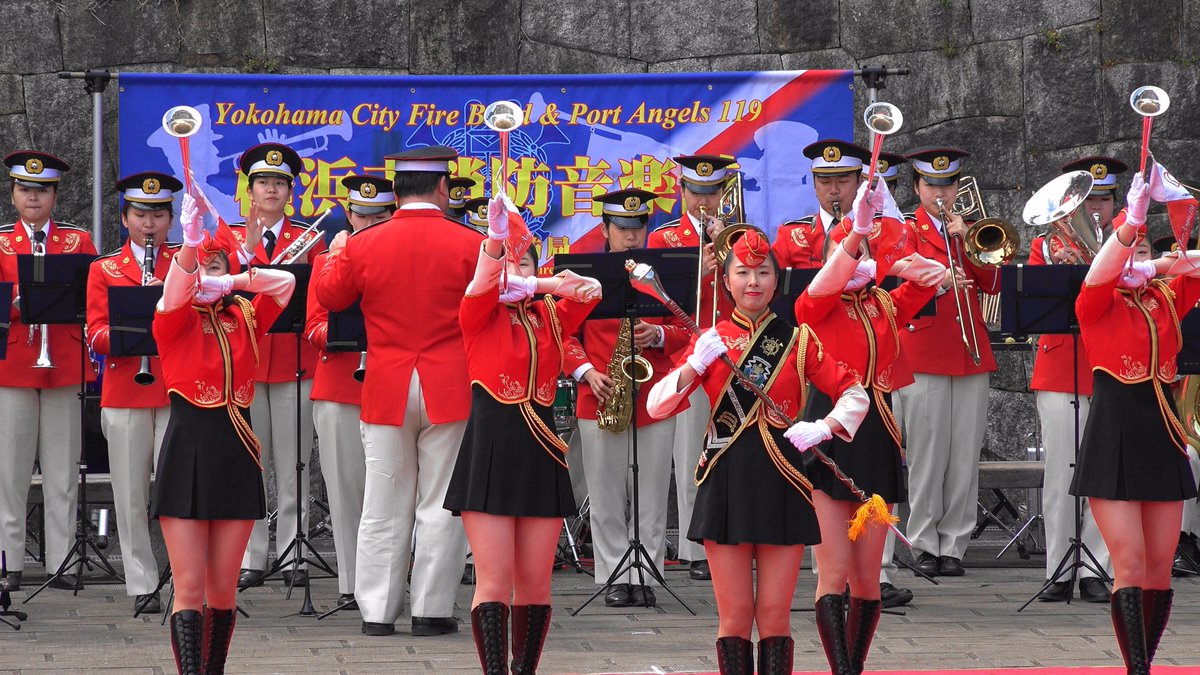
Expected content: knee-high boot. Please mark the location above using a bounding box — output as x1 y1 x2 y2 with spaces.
471 602 509 675
756 636 795 675
815 593 854 675
1142 588 1173 664
201 606 236 674
169 609 203 675
510 604 552 675
845 597 882 675
1110 587 1149 675
714 636 753 675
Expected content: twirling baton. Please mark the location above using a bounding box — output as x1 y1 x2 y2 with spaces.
626 259 911 546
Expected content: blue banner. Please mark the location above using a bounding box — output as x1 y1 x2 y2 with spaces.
118 71 853 254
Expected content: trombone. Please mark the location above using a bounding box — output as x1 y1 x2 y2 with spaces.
694 172 746 326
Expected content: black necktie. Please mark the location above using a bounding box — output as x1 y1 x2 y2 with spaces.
33 229 46 247
263 230 277 260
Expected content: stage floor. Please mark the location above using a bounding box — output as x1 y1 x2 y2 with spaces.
2 547 1198 673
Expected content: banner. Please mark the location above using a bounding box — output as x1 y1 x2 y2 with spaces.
118 71 853 255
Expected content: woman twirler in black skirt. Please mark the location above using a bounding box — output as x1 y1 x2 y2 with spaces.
443 193 600 675
794 177 944 674
647 230 868 675
1071 161 1200 674
152 195 294 674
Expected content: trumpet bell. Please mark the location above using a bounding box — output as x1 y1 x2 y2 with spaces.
1023 170 1094 227
711 223 769 266
1130 86 1170 117
863 102 904 135
964 217 1020 266
483 100 525 132
162 105 203 138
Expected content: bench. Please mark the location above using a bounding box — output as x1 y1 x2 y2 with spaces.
25 473 119 566
975 460 1045 560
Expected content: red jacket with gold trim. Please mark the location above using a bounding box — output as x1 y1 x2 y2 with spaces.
771 213 828 269
86 241 177 407
1027 234 1094 395
0 220 97 388
304 250 361 407
647 213 733 331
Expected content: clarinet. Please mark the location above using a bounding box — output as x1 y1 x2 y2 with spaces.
134 236 155 386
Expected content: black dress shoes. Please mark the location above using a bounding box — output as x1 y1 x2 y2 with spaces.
630 585 657 607
1078 576 1109 603
689 560 711 580
362 621 395 636
135 592 163 613
281 569 308 587
604 583 633 607
880 582 913 608
337 593 358 609
48 573 81 590
938 556 965 577
237 568 264 590
1037 580 1072 602
412 616 459 636
915 552 939 577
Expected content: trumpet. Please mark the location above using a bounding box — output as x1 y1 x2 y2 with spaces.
1023 170 1097 264
1130 85 1170 177
135 235 156 385
270 210 331 264
30 235 53 369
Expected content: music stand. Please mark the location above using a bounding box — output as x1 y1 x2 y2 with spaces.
1172 312 1200 576
1003 264 1112 611
0 282 11 361
556 249 697 616
17 253 124 602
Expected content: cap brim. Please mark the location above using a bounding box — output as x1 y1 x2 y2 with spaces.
916 174 958 187
13 178 54 189
604 215 647 230
127 201 172 211
681 179 723 195
349 203 391 216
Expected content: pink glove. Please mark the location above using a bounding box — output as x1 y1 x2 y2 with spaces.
783 419 832 453
181 193 204 246
1125 173 1150 228
1118 259 1157 289
685 327 728 375
850 180 874 235
499 275 537 303
195 274 233 304
846 259 876 290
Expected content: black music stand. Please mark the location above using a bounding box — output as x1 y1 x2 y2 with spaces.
557 249 698 616
1003 264 1113 611
0 282 11 361
17 253 124 602
1171 312 1200 576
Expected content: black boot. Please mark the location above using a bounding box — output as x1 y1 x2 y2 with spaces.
201 606 236 674
756 636 794 675
170 609 203 675
815 593 854 675
470 602 509 675
510 604 552 675
1110 587 1149 675
846 597 882 675
1142 587 1173 664
714 636 752 675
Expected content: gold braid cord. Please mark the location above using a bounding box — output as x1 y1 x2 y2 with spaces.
759 415 813 506
520 401 569 469
1135 282 1189 455
229 404 264 471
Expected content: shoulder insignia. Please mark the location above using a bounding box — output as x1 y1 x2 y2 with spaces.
446 216 485 236
101 258 123 278
656 218 682 229
902 212 917 221
781 216 815 228
0 235 13 255
228 222 247 228
55 222 88 232
97 248 123 259
165 242 183 250
0 223 14 233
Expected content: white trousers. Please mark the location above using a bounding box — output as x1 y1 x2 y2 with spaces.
0 386 80 573
898 373 989 560
670 390 709 562
243 379 315 571
578 416 676 585
1036 390 1110 580
355 371 467 624
100 406 169 595
313 400 366 595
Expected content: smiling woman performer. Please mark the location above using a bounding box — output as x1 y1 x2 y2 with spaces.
647 230 868 675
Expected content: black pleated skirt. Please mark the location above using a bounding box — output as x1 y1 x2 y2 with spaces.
444 385 576 518
1071 372 1198 501
687 425 821 546
806 388 907 504
151 394 267 520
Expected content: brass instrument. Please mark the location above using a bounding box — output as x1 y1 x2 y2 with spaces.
134 235 156 385
596 318 653 433
1175 376 1200 449
484 100 526 197
353 351 366 383
718 171 745 224
1023 170 1097 264
955 176 1020 267
270 209 332 264
30 235 53 369
862 102 904 186
935 196 982 365
712 223 769 267
1130 85 1170 177
695 204 710 325
831 200 843 224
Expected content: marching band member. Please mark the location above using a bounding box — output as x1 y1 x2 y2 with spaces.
314 146 479 637
153 196 295 674
1026 156 1126 604
647 229 867 675
564 187 691 609
771 140 870 268
796 178 943 673
1072 160 1200 674
214 142 327 590
84 172 182 612
897 147 1000 578
647 153 740 581
304 175 396 609
0 151 96 592
444 193 601 675
447 176 477 221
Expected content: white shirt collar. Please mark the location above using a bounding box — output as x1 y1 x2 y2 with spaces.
400 201 440 211
818 207 836 232
21 220 50 241
128 240 157 269
266 217 285 238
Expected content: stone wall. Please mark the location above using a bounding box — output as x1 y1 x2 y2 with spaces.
2 0 1198 462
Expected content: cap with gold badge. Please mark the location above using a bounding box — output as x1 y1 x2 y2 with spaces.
674 154 737 195
596 188 659 230
863 151 908 185
341 175 396 216
906 146 970 186
465 196 489 230
116 171 184 211
385 146 457 175
804 139 871 176
1061 156 1128 195
448 176 478 216
5 150 70 189
239 143 303 183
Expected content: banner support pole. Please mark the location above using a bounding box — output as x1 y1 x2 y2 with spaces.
855 66 910 104
58 69 115 250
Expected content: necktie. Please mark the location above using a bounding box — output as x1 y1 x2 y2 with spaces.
33 229 46 249
263 230 277 260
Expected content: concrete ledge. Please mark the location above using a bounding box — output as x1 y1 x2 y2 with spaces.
978 460 1044 489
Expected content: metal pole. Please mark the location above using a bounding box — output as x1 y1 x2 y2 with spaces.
855 66 910 105
58 70 114 250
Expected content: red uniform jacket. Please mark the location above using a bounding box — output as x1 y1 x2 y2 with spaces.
86 241 177 407
460 283 598 406
899 208 1002 376
216 218 327 383
314 208 483 426
564 315 691 428
794 281 937 393
772 212 833 269
0 221 97 388
304 251 361 407
1027 234 1094 395
646 213 733 331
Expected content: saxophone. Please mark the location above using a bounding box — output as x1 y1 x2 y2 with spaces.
596 318 653 433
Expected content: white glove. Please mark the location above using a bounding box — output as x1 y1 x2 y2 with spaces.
486 194 509 241
1118 259 1157 289
181 193 204 246
846 259 876 290
195 274 233 304
499 275 537 303
685 327 727 375
783 419 832 453
1125 173 1150 228
850 180 874 235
